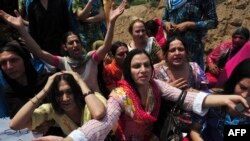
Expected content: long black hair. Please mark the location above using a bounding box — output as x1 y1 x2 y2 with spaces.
48 73 85 114
162 34 188 55
0 41 38 90
123 49 154 98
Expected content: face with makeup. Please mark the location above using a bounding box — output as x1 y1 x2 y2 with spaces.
166 39 187 66
57 80 78 112
130 53 152 86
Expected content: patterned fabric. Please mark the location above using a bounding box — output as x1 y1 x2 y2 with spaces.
154 62 208 90
113 80 161 141
192 107 250 141
167 0 187 11
128 37 161 64
31 92 107 135
162 0 218 69
103 60 123 89
72 0 105 51
77 79 208 141
116 80 161 123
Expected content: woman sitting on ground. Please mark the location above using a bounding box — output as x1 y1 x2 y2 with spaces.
206 27 249 88
34 49 250 141
10 71 106 136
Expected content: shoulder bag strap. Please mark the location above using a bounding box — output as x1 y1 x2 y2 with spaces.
171 90 187 112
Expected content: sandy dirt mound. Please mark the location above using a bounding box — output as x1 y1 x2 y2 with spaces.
113 0 250 55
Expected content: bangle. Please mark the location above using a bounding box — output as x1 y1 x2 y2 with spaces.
30 99 36 105
30 98 39 106
35 95 41 104
83 90 94 98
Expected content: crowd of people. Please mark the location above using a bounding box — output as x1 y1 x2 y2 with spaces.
0 0 250 141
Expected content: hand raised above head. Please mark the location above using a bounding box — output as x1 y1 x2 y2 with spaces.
0 10 25 30
109 0 126 23
43 72 63 92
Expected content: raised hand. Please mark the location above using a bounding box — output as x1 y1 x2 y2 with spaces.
43 72 63 92
109 0 126 23
63 71 82 82
0 10 25 30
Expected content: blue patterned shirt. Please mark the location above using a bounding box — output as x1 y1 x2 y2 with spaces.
193 107 250 141
162 0 218 68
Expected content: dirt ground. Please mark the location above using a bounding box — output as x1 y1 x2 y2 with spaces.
113 0 250 55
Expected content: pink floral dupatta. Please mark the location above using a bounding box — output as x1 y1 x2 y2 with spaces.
112 79 161 140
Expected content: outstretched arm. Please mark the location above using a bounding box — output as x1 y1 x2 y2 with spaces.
0 10 56 66
95 0 126 61
155 79 250 116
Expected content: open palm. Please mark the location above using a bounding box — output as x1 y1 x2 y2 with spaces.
109 0 126 23
0 10 24 30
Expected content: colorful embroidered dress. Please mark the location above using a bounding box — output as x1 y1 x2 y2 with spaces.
75 79 209 141
154 62 208 90
112 80 161 141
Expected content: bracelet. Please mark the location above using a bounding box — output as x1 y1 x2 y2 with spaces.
83 90 94 98
35 95 41 104
30 99 37 105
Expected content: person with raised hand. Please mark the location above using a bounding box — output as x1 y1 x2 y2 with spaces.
33 49 250 141
0 0 126 92
10 71 107 136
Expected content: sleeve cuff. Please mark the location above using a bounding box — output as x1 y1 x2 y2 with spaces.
192 92 209 116
68 130 88 141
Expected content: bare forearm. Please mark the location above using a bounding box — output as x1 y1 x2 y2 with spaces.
84 94 106 119
17 28 56 66
77 1 94 21
10 89 47 130
77 80 106 119
84 12 105 22
96 19 115 60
